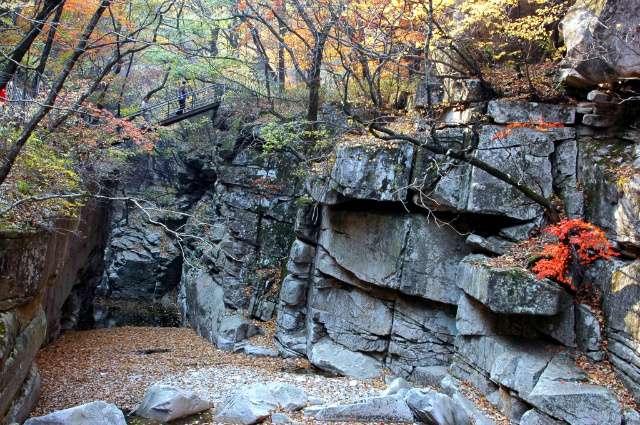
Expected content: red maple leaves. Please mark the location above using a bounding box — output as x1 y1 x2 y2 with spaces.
533 219 617 289
493 118 565 140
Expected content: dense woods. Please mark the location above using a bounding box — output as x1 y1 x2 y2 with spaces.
0 0 577 227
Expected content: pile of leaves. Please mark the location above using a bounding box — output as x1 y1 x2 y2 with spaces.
575 355 639 413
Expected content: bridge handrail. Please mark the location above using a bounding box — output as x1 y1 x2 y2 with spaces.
123 83 226 121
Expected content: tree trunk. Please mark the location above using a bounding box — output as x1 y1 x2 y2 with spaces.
30 0 65 94
0 0 65 91
0 0 112 187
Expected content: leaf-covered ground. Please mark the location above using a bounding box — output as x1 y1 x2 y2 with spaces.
32 325 514 424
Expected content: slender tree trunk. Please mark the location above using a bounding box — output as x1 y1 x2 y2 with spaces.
0 0 112 187
0 0 65 91
278 19 286 93
30 0 65 94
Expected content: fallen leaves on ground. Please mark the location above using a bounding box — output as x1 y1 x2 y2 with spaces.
32 326 387 423
575 355 638 412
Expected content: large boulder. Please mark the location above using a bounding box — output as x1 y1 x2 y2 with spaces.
317 209 469 304
307 142 415 204
559 0 640 87
314 394 414 423
405 388 472 425
24 401 126 425
214 382 307 425
131 384 213 421
264 382 308 412
457 255 572 316
214 384 279 425
309 337 383 380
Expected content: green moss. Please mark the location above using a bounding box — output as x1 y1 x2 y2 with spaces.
0 322 6 350
502 268 529 279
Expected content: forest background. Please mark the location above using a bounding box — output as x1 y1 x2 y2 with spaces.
0 0 579 229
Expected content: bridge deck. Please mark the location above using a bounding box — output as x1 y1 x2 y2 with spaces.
124 84 225 126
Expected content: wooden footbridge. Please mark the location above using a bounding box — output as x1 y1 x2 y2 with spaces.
124 84 226 126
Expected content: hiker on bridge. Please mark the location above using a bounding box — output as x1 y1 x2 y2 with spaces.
141 96 152 125
177 81 186 115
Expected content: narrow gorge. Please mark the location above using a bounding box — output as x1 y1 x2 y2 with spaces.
1 0 640 424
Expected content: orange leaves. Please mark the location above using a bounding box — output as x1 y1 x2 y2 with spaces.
532 219 618 289
493 128 512 139
492 118 565 140
534 242 572 285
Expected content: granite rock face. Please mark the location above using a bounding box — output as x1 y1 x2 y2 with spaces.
24 401 126 425
416 123 574 220
559 0 640 87
131 384 213 422
0 197 111 425
317 208 470 304
177 122 306 349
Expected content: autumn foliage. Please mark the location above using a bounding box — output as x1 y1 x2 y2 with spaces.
532 219 617 290
493 118 565 140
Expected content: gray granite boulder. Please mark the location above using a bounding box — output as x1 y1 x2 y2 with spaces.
487 101 575 124
24 401 126 425
308 142 414 204
214 384 279 425
217 315 263 350
309 337 383 380
519 409 565 425
527 353 622 425
457 255 572 316
405 388 472 425
233 343 280 357
315 394 414 423
317 209 469 304
214 382 307 424
559 0 640 87
411 366 450 388
265 382 308 412
131 384 213 421
381 378 413 397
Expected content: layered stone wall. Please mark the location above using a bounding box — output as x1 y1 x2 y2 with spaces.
275 99 640 424
173 94 639 424
0 198 111 424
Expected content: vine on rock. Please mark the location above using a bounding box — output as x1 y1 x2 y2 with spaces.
532 219 618 291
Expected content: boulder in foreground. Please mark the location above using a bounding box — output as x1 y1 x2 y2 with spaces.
24 401 126 425
131 384 213 422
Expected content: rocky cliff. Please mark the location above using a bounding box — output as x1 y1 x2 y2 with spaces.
162 89 640 424
0 196 111 424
